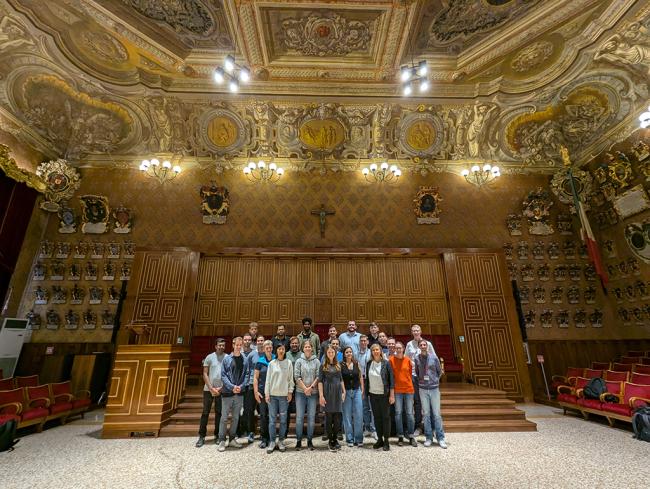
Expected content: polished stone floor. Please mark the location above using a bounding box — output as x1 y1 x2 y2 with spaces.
2 404 648 489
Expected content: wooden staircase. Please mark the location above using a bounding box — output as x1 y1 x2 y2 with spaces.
159 382 536 437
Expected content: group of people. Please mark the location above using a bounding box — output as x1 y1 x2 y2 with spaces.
196 318 447 453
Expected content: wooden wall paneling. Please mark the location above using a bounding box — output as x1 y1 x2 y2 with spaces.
370 259 387 295
387 258 406 296
296 299 313 322
237 258 259 297
314 297 332 323
258 258 276 296
218 258 238 297
296 258 314 297
102 345 189 438
334 259 351 296
315 258 331 296
372 299 389 322
352 261 369 296
407 259 425 296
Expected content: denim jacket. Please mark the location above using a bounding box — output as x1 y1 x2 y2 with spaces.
221 353 250 395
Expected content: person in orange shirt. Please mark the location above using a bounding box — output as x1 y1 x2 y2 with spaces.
389 342 417 447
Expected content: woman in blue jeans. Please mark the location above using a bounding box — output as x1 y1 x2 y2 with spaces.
293 341 320 451
341 346 364 447
265 344 294 453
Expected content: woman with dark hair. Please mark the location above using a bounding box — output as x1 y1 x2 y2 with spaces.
366 343 395 451
341 346 364 447
318 345 346 452
265 344 294 453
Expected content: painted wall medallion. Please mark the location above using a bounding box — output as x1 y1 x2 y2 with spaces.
397 112 443 156
298 118 345 151
36 159 81 212
58 204 77 233
80 195 110 234
200 183 230 224
199 109 247 155
624 221 650 263
112 206 133 234
207 116 239 148
413 187 442 224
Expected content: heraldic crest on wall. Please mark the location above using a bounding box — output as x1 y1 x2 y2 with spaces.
79 195 110 234
36 158 81 212
112 205 133 234
413 187 442 225
522 187 554 235
57 203 77 234
200 182 230 224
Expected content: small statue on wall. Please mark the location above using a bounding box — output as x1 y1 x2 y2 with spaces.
556 214 573 235
64 310 79 329
634 280 648 299
607 264 618 280
624 284 636 302
584 285 596 304
102 261 115 280
39 240 53 258
547 242 560 260
413 187 442 225
568 264 581 281
107 243 121 258
540 309 553 328
517 241 529 260
613 287 624 302
507 262 518 280
101 309 115 329
108 285 120 304
33 262 46 281
556 310 570 328
123 241 135 258
46 309 60 329
628 258 640 275
578 244 588 259
617 307 631 324
55 242 70 258
524 310 535 328
519 285 530 304
574 309 587 328
112 206 133 234
589 308 603 328
520 264 534 281
68 262 81 281
567 285 580 304
603 239 617 258
553 264 568 281
532 241 545 260
551 286 563 304
50 261 65 280
70 284 85 304
506 214 522 236
26 309 41 330
632 307 644 324
120 262 131 281
503 243 513 260
537 264 550 281
83 310 96 329
74 241 88 258
89 286 103 304
34 286 48 304
583 264 596 281
85 261 98 281
563 240 576 259
52 285 67 304
522 187 554 235
91 242 104 258
643 304 650 320
533 285 546 304
617 260 629 277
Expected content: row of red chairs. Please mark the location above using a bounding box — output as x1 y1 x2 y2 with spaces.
0 375 91 432
0 374 43 390
557 377 650 425
551 363 650 393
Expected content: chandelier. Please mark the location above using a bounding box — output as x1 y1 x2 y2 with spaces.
139 158 181 184
640 106 650 128
243 159 284 183
400 60 429 96
461 163 500 188
362 162 401 183
213 55 250 93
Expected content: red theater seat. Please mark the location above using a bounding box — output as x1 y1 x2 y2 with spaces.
641 358 650 365
15 375 39 388
604 370 629 382
601 382 650 420
591 362 610 370
51 382 91 418
620 356 641 365
557 377 590 409
634 364 650 375
0 388 47 430
584 368 602 379
631 372 650 385
627 350 644 357
27 384 72 423
611 363 633 373
0 377 14 390
551 367 584 395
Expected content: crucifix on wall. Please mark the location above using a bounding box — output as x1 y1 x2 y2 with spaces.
311 204 335 238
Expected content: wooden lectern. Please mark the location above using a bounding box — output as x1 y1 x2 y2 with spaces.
124 323 151 345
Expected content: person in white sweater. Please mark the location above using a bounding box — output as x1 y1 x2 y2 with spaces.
265 344 295 453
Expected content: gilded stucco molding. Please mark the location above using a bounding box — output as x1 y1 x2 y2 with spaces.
0 143 46 192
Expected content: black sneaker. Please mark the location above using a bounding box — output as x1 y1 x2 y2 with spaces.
321 435 328 441
383 443 390 451
397 437 403 446
307 440 315 451
195 437 205 448
372 441 384 450
334 441 341 450
328 442 336 452
295 440 302 451
409 437 417 447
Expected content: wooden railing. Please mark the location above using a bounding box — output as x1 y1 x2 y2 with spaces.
102 344 189 438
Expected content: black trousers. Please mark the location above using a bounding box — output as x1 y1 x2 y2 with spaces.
199 391 222 438
257 397 269 443
413 375 422 428
325 412 342 443
369 394 391 444
238 388 257 436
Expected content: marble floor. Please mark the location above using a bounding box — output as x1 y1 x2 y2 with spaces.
1 404 648 489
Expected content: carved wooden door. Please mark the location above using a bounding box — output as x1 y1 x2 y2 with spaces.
445 252 531 400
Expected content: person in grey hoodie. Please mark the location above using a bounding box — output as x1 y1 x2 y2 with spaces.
293 341 321 451
265 344 295 453
415 339 447 449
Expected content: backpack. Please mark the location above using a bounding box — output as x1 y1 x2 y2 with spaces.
632 406 650 442
582 377 606 399
0 418 18 452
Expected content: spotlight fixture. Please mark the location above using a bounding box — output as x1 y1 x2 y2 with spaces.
461 163 500 188
139 158 181 185
399 60 429 96
640 106 650 129
213 54 251 93
243 159 284 183
361 161 401 183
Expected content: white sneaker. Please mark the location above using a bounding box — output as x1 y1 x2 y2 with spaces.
266 442 276 454
413 428 421 437
438 439 448 449
229 438 243 449
277 440 286 452
363 431 372 438
423 439 432 447
371 432 378 440
217 441 226 452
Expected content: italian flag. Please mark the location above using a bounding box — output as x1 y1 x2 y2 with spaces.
567 167 608 288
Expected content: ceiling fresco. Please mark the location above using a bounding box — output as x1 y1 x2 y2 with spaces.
0 0 647 176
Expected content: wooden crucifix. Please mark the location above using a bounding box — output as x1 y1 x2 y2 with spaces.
311 204 335 238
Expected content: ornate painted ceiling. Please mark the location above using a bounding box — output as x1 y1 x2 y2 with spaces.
0 0 648 175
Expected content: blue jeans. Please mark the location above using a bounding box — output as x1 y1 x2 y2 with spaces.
394 392 415 437
342 388 363 444
295 391 318 441
362 390 375 432
420 388 445 442
268 395 289 442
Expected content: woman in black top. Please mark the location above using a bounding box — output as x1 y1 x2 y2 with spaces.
341 346 364 447
318 345 346 452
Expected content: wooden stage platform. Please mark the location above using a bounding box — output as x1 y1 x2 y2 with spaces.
159 382 537 437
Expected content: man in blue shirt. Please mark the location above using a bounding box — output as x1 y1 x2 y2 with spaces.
338 319 362 357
